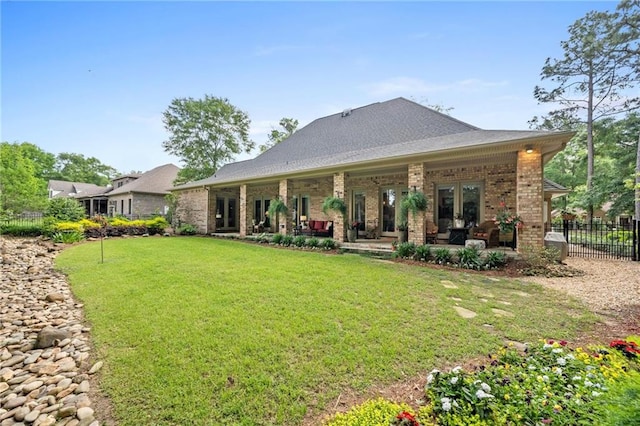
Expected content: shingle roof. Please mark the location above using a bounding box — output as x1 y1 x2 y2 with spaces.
173 97 571 189
48 180 109 198
543 178 568 193
108 164 180 195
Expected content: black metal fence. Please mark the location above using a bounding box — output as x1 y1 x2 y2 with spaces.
546 219 639 261
0 212 44 226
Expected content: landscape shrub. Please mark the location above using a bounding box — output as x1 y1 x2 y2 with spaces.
176 224 197 235
271 233 284 245
255 233 270 244
394 242 417 259
323 397 415 426
455 247 482 270
433 247 452 265
51 230 85 244
606 230 633 243
281 235 294 247
293 235 307 247
483 251 507 269
0 224 44 236
326 338 639 426
306 237 320 248
146 217 170 234
44 198 85 222
413 244 431 262
321 238 337 250
424 340 637 425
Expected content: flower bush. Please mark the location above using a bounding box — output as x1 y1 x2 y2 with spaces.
323 338 639 426
424 339 637 425
493 202 522 232
323 398 416 426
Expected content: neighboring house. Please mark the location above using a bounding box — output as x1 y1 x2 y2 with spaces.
543 178 569 228
107 164 180 218
48 179 111 216
170 98 574 250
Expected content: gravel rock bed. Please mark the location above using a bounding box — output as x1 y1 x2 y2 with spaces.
523 257 640 318
1 237 101 426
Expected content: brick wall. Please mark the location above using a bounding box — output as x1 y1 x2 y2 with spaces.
175 188 208 233
517 149 544 249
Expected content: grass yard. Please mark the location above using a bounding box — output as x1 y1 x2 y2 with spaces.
56 237 597 425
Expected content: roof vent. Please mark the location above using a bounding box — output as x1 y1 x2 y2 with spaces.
341 108 352 118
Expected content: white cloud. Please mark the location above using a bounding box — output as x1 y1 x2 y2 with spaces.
362 76 510 97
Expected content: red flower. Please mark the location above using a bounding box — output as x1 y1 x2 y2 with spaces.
396 411 419 426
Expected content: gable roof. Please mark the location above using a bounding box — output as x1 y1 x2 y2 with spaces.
173 97 573 189
108 164 180 196
48 180 109 198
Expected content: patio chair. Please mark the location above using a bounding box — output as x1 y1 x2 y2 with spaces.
425 220 438 244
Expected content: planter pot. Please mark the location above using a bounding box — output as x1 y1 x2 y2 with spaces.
454 219 465 228
347 229 357 242
398 230 408 243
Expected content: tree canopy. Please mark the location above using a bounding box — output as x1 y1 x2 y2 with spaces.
162 95 254 184
0 142 48 213
259 118 299 153
533 4 639 220
1 141 120 214
545 113 639 218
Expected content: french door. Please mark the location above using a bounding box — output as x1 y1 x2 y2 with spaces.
436 182 482 232
215 197 237 230
381 187 408 237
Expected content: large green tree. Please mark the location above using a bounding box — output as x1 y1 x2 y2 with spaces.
545 115 640 218
19 142 57 181
52 152 118 186
259 117 299 153
0 142 48 213
162 95 254 184
533 6 640 220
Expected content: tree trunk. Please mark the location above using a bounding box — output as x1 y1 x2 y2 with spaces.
586 70 595 225
636 131 640 221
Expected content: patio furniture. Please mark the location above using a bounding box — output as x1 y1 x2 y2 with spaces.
425 220 438 244
449 227 468 245
470 221 500 248
301 220 333 237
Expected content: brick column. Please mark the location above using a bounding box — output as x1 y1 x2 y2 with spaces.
333 172 346 242
517 148 544 250
278 179 292 235
239 184 248 237
408 163 427 245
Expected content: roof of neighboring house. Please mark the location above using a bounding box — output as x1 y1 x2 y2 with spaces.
543 178 570 199
108 164 180 196
48 180 109 198
174 97 573 190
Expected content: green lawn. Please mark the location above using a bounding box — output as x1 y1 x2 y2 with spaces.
56 237 596 425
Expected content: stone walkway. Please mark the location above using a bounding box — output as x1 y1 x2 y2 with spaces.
1 238 101 426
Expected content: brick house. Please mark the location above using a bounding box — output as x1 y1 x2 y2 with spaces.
170 98 574 250
107 164 179 218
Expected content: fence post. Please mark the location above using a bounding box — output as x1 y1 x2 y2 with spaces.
632 218 640 262
563 219 569 243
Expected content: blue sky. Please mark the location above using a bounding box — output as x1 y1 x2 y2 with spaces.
2 1 619 174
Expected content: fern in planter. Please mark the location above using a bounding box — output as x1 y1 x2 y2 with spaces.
400 189 429 222
268 196 289 231
321 196 347 218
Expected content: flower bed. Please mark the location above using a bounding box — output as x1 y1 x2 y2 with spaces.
323 337 639 425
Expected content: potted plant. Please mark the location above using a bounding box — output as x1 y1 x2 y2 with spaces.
268 197 289 231
397 189 429 242
454 212 465 228
396 221 408 243
400 189 429 222
322 196 347 238
347 221 359 242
